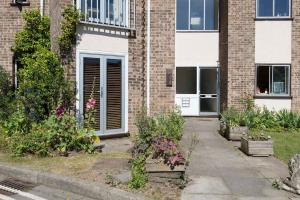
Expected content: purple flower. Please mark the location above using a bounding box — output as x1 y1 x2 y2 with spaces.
56 105 65 118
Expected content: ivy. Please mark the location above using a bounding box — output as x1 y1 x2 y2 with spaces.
58 5 81 60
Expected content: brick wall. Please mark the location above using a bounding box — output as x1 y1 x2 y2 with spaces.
221 0 256 109
149 0 176 114
0 0 40 77
128 0 147 133
292 0 300 111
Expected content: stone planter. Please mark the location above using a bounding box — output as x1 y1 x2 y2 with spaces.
241 136 273 157
225 126 248 141
145 158 185 185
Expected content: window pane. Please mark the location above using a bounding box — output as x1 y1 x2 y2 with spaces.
273 66 288 94
257 0 273 17
275 0 289 17
190 0 204 30
176 67 197 94
177 0 189 30
256 66 270 94
205 0 218 30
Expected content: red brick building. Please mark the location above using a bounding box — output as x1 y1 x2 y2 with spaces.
0 0 298 135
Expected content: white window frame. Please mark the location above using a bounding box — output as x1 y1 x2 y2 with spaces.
78 0 129 28
255 64 291 96
256 0 291 18
176 0 219 31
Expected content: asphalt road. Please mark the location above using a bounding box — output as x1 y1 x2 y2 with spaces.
0 174 96 200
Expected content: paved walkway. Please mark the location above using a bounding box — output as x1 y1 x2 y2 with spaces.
181 118 300 200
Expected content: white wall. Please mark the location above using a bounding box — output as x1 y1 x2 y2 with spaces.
175 32 219 66
255 21 291 64
76 25 128 53
255 99 291 111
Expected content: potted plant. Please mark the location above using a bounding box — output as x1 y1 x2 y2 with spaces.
145 137 186 185
241 132 273 157
221 107 249 141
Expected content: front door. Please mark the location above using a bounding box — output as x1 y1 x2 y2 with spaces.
80 54 125 135
175 67 219 116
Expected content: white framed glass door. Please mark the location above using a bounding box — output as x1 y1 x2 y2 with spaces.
175 66 219 116
80 53 125 135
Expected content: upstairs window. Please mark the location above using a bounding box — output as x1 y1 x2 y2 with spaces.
256 65 290 96
80 0 128 27
257 0 291 18
177 0 219 31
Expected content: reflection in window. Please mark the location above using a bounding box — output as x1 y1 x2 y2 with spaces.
176 0 219 30
176 67 197 94
256 65 290 95
257 0 290 17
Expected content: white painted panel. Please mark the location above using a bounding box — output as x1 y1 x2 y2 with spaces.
77 25 128 54
255 21 291 63
176 95 199 116
255 99 291 111
175 32 219 66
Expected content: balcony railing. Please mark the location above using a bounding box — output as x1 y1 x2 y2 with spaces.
79 0 135 31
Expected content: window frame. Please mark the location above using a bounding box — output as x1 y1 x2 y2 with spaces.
78 0 129 28
176 0 219 32
255 64 291 97
256 0 291 19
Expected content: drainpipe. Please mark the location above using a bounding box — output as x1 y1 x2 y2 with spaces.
146 0 151 116
40 0 44 16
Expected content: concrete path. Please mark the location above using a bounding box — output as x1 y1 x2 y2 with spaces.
181 118 300 200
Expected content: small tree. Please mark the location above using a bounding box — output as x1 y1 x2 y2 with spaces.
12 10 51 63
0 66 13 120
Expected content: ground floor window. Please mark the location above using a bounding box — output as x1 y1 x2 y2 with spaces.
256 65 290 96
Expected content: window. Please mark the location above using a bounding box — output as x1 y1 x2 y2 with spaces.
176 0 219 31
257 0 290 18
81 0 128 27
256 65 290 96
11 0 29 5
176 67 197 94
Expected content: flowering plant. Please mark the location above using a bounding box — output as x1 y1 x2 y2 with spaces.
152 137 185 169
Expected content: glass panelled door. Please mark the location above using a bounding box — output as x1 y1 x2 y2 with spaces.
80 54 125 135
199 68 219 115
175 67 219 116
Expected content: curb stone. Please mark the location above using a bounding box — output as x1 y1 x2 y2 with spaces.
0 163 148 200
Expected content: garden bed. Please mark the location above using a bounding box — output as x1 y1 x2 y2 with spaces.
225 126 248 141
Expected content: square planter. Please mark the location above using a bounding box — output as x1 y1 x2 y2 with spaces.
241 136 273 157
145 158 185 185
225 126 248 141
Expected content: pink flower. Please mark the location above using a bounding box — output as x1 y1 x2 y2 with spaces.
86 98 96 111
56 105 65 118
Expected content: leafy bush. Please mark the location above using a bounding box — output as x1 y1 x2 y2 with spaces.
12 10 51 62
128 155 148 189
135 108 185 144
0 66 14 121
7 110 95 157
220 107 245 128
277 110 299 129
18 47 66 123
246 108 279 129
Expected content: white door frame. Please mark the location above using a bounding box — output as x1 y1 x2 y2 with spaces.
77 51 128 136
175 66 220 116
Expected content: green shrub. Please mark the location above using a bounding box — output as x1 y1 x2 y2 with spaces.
0 66 14 121
7 112 95 157
220 107 243 128
246 108 279 129
12 10 51 62
277 110 299 129
135 108 185 144
128 155 148 189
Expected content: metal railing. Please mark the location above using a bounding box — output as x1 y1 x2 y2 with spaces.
79 0 135 30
